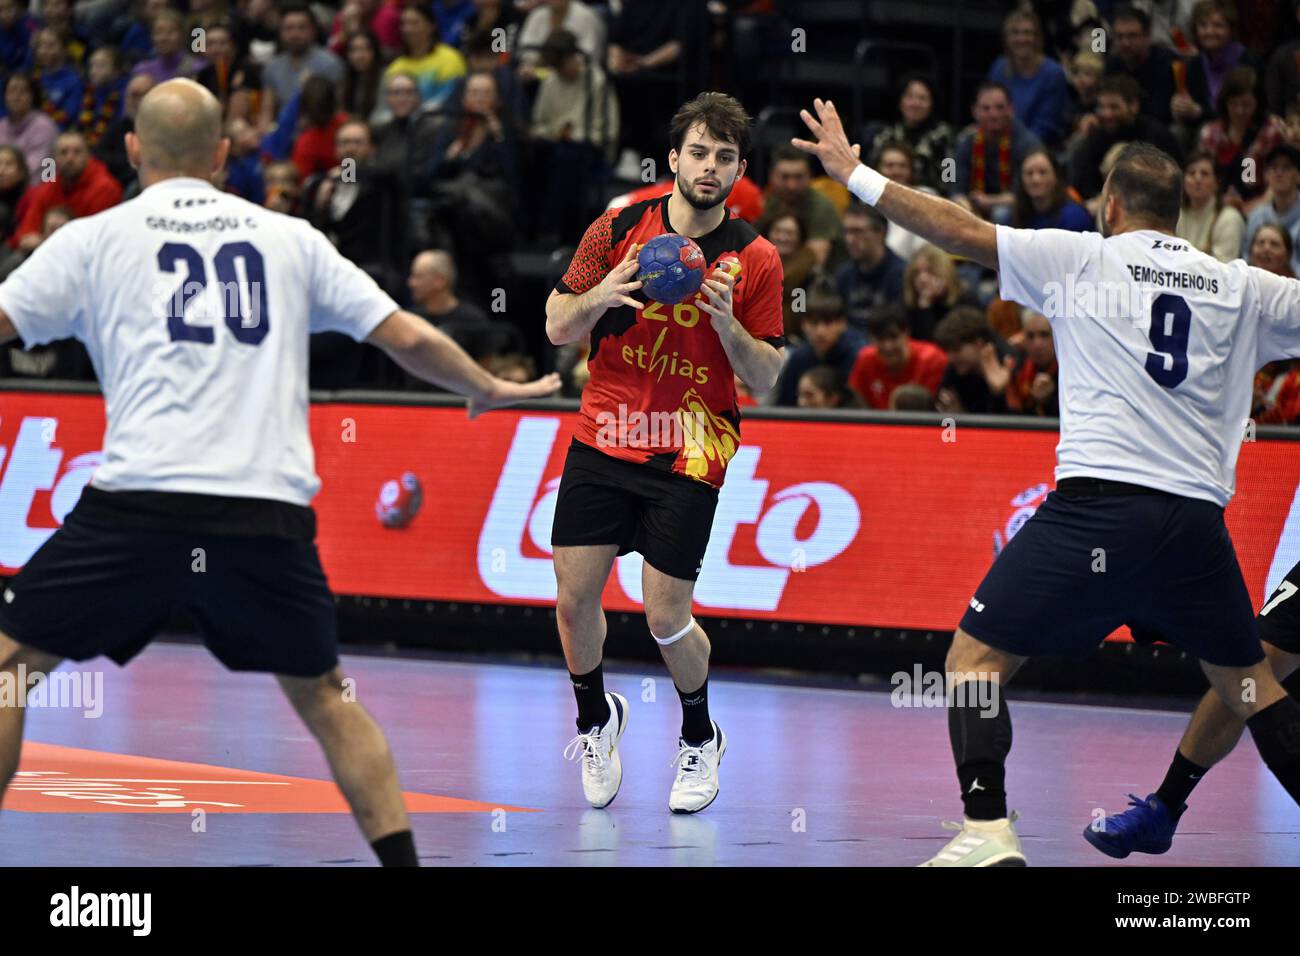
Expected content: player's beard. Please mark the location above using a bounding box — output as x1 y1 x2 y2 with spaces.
679 173 734 211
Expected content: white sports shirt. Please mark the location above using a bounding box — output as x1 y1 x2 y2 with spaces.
0 177 398 506
996 226 1300 505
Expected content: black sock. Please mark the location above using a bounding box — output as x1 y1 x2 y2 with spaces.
677 679 712 745
1154 750 1207 817
371 830 418 867
571 663 610 731
1246 695 1300 805
948 679 1012 821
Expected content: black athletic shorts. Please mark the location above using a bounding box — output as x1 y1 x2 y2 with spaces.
0 487 338 677
959 477 1264 668
550 438 719 581
1260 559 1300 655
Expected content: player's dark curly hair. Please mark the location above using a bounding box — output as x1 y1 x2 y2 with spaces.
669 92 753 160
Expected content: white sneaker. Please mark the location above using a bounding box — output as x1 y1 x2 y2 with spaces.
668 721 726 814
918 811 1027 866
563 692 629 809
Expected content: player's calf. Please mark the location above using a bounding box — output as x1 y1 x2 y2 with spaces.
0 643 64 801
1203 659 1300 806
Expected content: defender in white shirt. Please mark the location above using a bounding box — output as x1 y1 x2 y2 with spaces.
0 80 560 866
795 98 1300 866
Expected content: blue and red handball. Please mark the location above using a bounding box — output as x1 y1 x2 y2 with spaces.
636 233 707 305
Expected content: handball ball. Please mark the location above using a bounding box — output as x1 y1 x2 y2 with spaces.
376 471 424 529
637 233 707 305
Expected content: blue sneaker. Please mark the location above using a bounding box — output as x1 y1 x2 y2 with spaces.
1083 793 1183 859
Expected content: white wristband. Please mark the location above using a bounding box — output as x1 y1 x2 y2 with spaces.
847 164 888 206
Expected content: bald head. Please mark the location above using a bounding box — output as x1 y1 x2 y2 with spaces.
130 79 226 181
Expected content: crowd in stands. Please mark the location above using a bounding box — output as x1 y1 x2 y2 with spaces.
0 0 1297 425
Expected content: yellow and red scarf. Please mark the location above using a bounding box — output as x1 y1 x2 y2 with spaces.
971 129 1012 192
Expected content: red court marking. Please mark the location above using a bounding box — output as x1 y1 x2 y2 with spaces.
11 742 537 814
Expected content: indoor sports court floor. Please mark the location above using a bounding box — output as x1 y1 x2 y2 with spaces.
4 641 1296 866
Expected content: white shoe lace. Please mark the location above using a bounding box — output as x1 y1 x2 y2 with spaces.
564 730 608 773
671 740 713 784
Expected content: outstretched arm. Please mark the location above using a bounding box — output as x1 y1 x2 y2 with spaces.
792 98 999 270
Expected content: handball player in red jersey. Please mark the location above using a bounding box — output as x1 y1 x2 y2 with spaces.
545 92 785 813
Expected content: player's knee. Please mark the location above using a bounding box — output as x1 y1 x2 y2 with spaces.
0 644 62 677
278 668 347 719
1264 642 1300 683
555 590 602 634
945 628 984 674
645 610 693 645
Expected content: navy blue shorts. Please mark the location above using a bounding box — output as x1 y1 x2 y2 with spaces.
1260 560 1300 655
959 481 1264 668
0 500 339 677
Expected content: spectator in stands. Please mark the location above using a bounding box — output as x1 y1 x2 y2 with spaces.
1247 221 1295 276
78 46 126 148
834 203 904 333
433 0 477 49
39 0 85 66
341 29 385 124
762 211 818 341
874 140 929 261
309 119 408 295
385 3 466 109
329 0 401 58
1064 50 1104 147
1004 309 1058 416
232 0 280 64
0 0 35 73
986 7 1068 147
933 306 1014 414
531 28 618 155
261 2 343 125
131 9 205 84
196 20 260 122
0 73 56 183
1265 0 1300 115
408 249 489 326
865 73 953 193
796 365 857 409
292 75 348 180
1253 358 1300 424
95 71 151 188
518 0 604 76
455 28 525 133
1243 144 1300 270
466 0 522 41
1177 147 1246 261
118 0 166 61
1070 75 1183 214
31 27 82 128
0 201 69 280
848 304 947 410
1177 0 1262 126
423 71 518 190
0 145 27 243
902 244 977 342
12 130 120 250
1106 4 1178 124
1012 148 1093 231
775 276 864 407
890 382 937 411
763 144 844 269
1198 66 1286 210
186 0 229 34
263 160 303 215
219 117 265 204
952 82 1042 224
488 352 537 383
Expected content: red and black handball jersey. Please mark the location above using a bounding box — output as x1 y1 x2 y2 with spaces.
555 194 785 488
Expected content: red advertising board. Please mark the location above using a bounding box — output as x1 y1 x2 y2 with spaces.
2 390 1298 634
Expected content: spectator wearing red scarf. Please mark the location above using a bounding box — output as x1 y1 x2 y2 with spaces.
952 82 1041 224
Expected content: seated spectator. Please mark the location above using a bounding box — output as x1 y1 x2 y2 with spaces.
384 4 465 110
797 365 857 409
834 202 904 333
0 0 35 73
761 211 817 340
1247 221 1294 276
373 72 436 176
847 304 947 410
422 70 518 191
1177 0 1262 127
1064 50 1104 148
1003 309 1058 416
531 29 619 158
131 10 205 84
1105 5 1179 124
95 72 152 188
260 2 344 127
341 29 385 124
1177 148 1246 261
292 76 348 180
329 0 402 59
864 73 953 192
407 249 489 325
451 28 526 133
774 276 865 407
1069 75 1182 215
0 201 68 279
986 8 1068 147
219 117 265 204
1013 148 1093 230
0 73 56 183
902 244 978 342
78 46 127 148
874 140 929 261
1198 66 1286 210
889 382 937 411
119 0 167 62
952 81 1042 223
31 27 83 128
0 145 27 242
263 160 303 215
39 0 85 67
1242 144 1300 271
933 306 1014 414
465 0 522 42
763 144 844 269
487 352 537 383
11 130 121 250
196 20 262 122
518 0 604 76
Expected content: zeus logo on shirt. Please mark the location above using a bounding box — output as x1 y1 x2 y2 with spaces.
621 327 710 384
